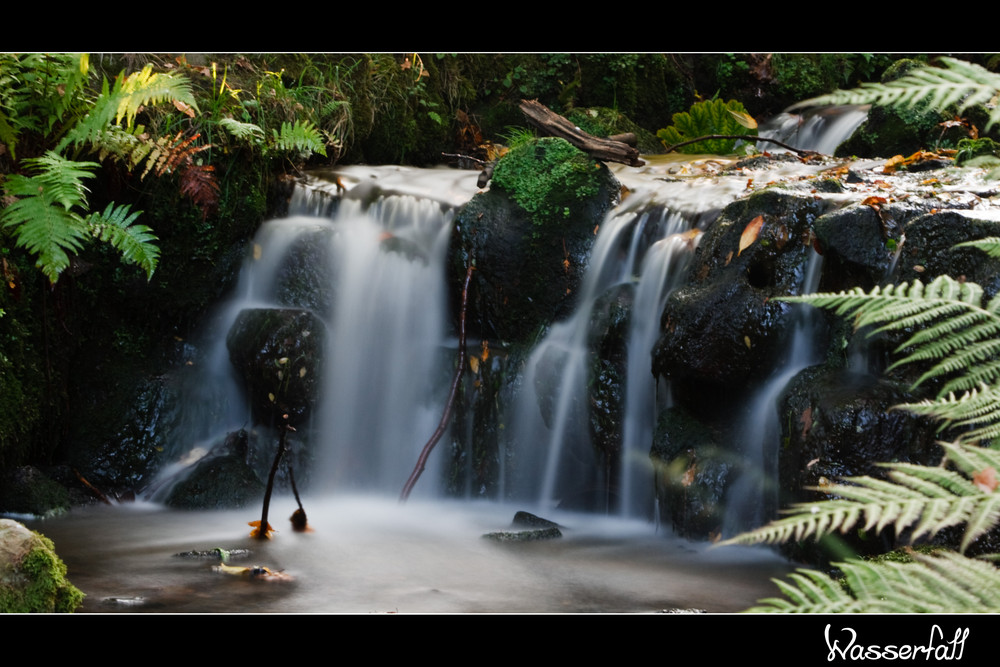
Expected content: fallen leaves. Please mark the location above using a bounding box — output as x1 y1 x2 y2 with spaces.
248 520 276 539
214 562 294 581
738 215 764 257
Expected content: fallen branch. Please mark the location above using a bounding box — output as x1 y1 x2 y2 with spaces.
519 99 645 167
662 134 821 158
251 415 293 539
400 263 474 502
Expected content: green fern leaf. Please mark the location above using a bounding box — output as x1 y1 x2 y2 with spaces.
793 57 1000 130
270 120 327 159
218 117 264 144
719 441 1000 553
58 64 196 153
83 203 159 280
1 190 87 282
0 152 100 282
781 275 1000 396
751 550 1000 613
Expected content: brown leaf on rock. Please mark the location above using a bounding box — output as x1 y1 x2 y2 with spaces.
800 406 813 438
738 215 764 256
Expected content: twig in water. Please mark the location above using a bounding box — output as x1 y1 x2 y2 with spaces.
399 263 474 502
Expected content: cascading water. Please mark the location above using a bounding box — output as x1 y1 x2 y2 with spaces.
153 104 871 517
511 202 705 516
149 189 456 500
721 248 824 536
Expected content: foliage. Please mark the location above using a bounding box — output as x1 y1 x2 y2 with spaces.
270 120 327 160
1 152 158 282
781 274 1000 435
747 549 1000 613
722 440 1000 554
0 56 208 282
724 247 1000 612
793 57 1000 131
657 98 757 154
956 137 1000 165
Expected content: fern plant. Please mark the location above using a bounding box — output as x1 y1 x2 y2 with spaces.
779 274 1000 439
793 57 1000 130
721 254 1000 611
1 152 158 282
270 120 327 160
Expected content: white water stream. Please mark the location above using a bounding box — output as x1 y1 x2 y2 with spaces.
17 107 871 613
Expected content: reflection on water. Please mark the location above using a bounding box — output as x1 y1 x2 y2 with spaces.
25 498 789 613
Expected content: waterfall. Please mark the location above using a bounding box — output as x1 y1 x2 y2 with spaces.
722 249 824 535
510 200 708 516
760 104 870 154
149 191 455 500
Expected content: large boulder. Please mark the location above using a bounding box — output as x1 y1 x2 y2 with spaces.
652 188 834 413
226 308 325 426
0 519 83 612
450 137 621 345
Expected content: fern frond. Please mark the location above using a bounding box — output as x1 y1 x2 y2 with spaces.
270 120 327 158
751 550 1000 613
1 192 87 282
746 568 858 613
0 152 101 282
956 236 1000 260
781 275 1000 395
720 441 1000 553
83 203 159 280
218 117 264 144
178 164 220 220
58 64 196 152
792 57 1000 130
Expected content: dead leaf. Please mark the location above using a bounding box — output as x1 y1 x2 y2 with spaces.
738 215 764 256
173 100 196 118
469 355 480 373
681 463 696 487
800 406 813 438
728 109 758 129
974 467 998 493
481 340 490 361
248 520 276 539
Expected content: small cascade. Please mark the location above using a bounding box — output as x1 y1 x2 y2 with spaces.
619 224 702 517
151 189 455 500
722 248 825 535
316 195 453 495
759 104 870 154
511 200 708 516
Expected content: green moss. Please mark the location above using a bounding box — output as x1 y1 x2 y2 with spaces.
490 137 604 228
0 525 84 613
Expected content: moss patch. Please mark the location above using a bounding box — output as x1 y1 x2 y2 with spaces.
490 137 605 229
0 519 84 612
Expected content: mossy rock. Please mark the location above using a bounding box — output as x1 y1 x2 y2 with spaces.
451 137 619 344
0 519 84 613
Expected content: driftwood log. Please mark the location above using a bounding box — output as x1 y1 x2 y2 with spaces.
519 99 645 167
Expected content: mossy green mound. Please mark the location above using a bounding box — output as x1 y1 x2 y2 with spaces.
490 137 606 229
0 519 84 612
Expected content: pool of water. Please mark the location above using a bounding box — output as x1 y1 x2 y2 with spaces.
24 497 791 613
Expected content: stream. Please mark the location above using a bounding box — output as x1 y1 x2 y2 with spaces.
15 109 875 614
